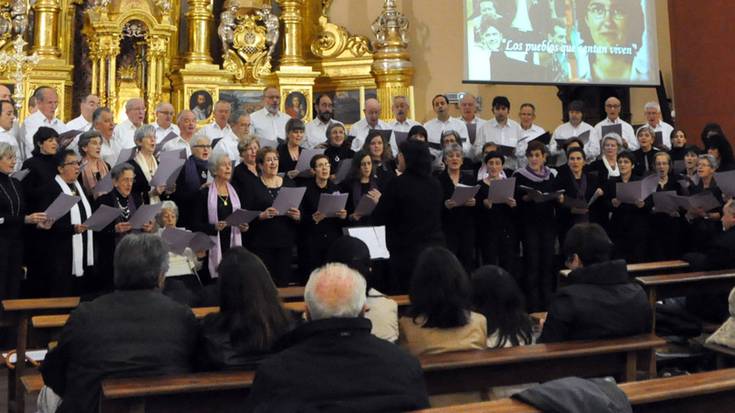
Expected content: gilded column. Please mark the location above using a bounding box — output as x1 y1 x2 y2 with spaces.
107 35 120 117
186 0 214 64
32 0 62 57
89 38 99 99
371 0 414 120
276 0 306 66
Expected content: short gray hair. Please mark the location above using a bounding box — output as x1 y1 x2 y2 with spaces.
304 263 366 320
190 131 210 147
208 152 230 175
110 162 135 181
0 142 15 159
637 126 655 139
237 136 259 155
133 124 156 145
77 130 102 157
114 233 169 290
156 200 179 226
92 107 111 125
602 133 623 150
443 142 463 159
228 110 249 126
155 102 173 112
698 154 720 170
644 101 661 112
125 98 144 112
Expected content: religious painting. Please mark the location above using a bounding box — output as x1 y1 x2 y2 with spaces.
332 90 361 124
189 90 213 121
219 89 263 115
285 91 307 119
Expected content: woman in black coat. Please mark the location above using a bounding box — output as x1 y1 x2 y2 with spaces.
648 152 684 260
373 140 444 294
277 118 305 179
173 134 211 228
362 130 396 189
608 151 651 263
231 136 260 204
587 134 623 230
685 154 725 252
245 147 301 286
554 147 603 247
323 122 354 179
438 143 476 272
21 126 59 210
341 150 380 227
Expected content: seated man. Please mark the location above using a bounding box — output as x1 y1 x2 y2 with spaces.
538 223 651 343
40 234 199 413
246 263 429 412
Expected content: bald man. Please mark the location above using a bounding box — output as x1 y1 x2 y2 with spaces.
23 86 67 159
348 98 392 151
153 102 181 147
593 97 638 150
250 86 291 142
112 98 146 149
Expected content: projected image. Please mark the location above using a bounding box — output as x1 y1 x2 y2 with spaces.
464 0 658 86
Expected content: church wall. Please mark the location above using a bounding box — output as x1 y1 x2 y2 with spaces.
329 0 673 130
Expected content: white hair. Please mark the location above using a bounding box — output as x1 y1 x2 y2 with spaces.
644 101 661 112
207 151 230 175
190 130 210 147
304 263 366 321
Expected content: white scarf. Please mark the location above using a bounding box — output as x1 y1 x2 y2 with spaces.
135 151 160 204
54 175 94 276
602 156 620 177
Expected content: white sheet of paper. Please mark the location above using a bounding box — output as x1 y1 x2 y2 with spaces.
272 186 306 215
225 209 261 226
317 192 349 218
10 169 29 182
83 204 122 231
487 177 516 203
257 136 278 149
189 232 215 252
93 174 113 195
127 203 162 229
294 148 325 173
151 158 186 186
450 184 480 205
115 147 136 166
333 158 353 184
161 227 196 255
345 226 390 259
355 194 378 216
652 191 679 214
44 193 80 221
715 170 735 198
158 148 187 161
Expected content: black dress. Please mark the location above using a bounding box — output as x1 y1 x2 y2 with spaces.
0 173 26 300
438 170 476 272
173 156 209 228
687 179 724 253
245 177 300 286
648 177 684 260
324 142 354 174
475 178 518 275
127 158 153 206
277 143 301 174
553 167 601 246
633 148 659 177
607 174 651 263
587 159 619 230
20 152 57 210
192 188 236 282
231 163 260 205
341 177 378 227
96 189 139 293
299 179 346 279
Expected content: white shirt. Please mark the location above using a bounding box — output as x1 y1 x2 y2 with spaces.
162 136 192 158
475 118 523 169
212 136 240 166
304 118 343 149
550 121 599 162
516 123 547 169
387 118 420 155
0 127 21 171
637 121 674 150
64 115 93 154
348 118 392 152
201 122 236 145
594 117 638 151
99 135 120 166
22 111 67 159
424 117 472 157
455 115 487 146
154 122 181 144
112 119 139 150
250 108 290 142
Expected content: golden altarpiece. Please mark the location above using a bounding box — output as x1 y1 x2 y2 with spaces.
0 0 415 125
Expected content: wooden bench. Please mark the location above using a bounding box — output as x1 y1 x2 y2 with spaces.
19 333 663 412
1 297 80 413
412 368 735 413
559 259 690 278
635 269 735 330
419 334 664 395
704 342 735 369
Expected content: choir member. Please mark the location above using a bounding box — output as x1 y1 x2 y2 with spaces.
323 122 354 178
632 126 659 176
192 153 249 279
608 151 650 263
513 141 561 311
362 129 396 188
588 133 623 230
299 154 347 278
705 134 735 171
475 151 518 274
231 136 260 201
245 147 301 286
686 154 725 252
77 130 110 199
21 126 59 210
438 143 476 271
554 147 603 246
407 125 428 142
668 129 689 162
0 143 47 300
36 150 95 296
373 140 444 294
679 146 700 192
173 134 210 227
128 124 167 205
342 150 380 225
277 118 304 178
649 152 683 260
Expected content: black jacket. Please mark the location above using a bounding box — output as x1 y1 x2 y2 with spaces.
40 290 199 413
246 317 429 412
539 260 651 343
704 227 735 270
21 152 57 210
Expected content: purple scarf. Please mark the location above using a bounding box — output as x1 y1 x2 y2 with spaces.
207 181 242 277
515 165 552 183
184 156 208 191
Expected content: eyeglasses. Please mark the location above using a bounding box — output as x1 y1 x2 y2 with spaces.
157 111 174 116
587 3 626 21
63 160 82 167
192 144 211 149
605 104 621 109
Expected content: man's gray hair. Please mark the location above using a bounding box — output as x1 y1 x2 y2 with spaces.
125 98 144 112
156 200 179 226
92 107 111 125
0 142 15 159
208 151 230 175
699 154 720 171
114 233 169 290
392 95 409 104
110 162 135 181
155 102 173 112
33 86 53 102
644 101 661 112
228 110 249 126
133 124 156 145
304 263 366 320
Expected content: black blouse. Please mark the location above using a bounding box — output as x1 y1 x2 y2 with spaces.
277 143 301 174
0 173 25 239
245 177 299 248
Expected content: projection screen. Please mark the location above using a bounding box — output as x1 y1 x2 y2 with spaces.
464 0 660 86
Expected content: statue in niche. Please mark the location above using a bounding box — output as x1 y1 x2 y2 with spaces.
256 7 279 58
218 3 238 56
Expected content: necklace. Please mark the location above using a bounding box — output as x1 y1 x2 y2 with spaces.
115 194 130 220
0 178 20 216
218 193 229 206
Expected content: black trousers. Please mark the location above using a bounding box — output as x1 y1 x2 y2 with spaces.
479 225 518 277
251 246 294 287
521 224 556 312
0 238 22 301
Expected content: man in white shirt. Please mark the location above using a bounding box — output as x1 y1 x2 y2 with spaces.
594 97 638 150
516 103 547 168
250 86 290 143
387 95 419 154
201 100 237 148
66 94 100 153
0 100 20 171
153 102 181 144
162 110 197 157
424 94 471 156
112 98 146 150
456 93 486 146
550 100 599 163
213 111 252 165
304 94 343 149
348 98 391 151
92 107 120 166
22 86 67 159
637 101 673 150
474 96 523 169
